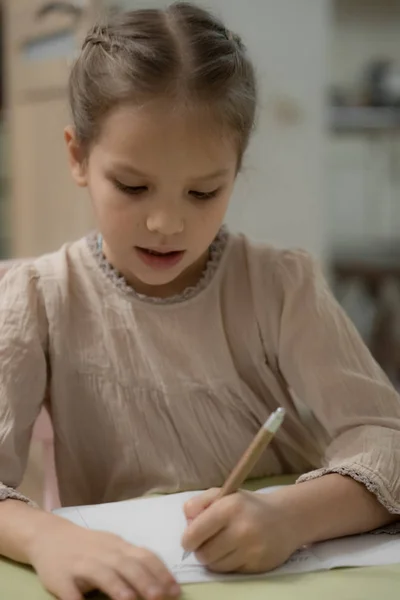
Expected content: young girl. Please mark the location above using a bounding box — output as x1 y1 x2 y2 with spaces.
0 3 399 600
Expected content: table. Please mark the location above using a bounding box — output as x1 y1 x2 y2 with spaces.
2 476 400 599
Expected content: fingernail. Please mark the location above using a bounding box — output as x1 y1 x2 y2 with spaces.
169 583 181 597
147 587 162 600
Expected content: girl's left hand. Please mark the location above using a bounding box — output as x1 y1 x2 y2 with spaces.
181 488 299 574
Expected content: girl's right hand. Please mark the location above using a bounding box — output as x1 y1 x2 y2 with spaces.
27 515 181 600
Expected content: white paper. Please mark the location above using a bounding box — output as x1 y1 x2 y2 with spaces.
55 486 400 584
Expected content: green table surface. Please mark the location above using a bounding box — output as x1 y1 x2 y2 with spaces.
2 476 400 599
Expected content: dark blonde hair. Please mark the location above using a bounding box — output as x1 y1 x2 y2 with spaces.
69 2 257 168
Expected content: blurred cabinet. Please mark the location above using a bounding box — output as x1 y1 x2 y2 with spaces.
327 134 400 247
4 0 106 257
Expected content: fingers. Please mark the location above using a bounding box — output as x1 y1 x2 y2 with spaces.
119 548 180 599
76 565 137 600
195 527 235 566
34 523 180 600
50 580 83 600
183 488 220 521
182 495 234 553
55 548 179 600
115 560 160 600
207 550 245 574
134 548 177 587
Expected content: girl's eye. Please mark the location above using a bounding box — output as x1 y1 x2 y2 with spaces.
189 189 219 201
114 180 148 196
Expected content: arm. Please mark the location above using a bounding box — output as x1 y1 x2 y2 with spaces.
268 474 398 548
182 473 398 574
276 250 400 526
0 497 182 600
0 265 180 600
0 263 49 557
182 250 400 574
0 264 47 507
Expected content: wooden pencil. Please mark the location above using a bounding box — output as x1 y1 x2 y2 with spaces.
182 407 286 561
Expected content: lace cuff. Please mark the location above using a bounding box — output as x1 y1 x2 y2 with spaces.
297 463 400 534
0 482 38 508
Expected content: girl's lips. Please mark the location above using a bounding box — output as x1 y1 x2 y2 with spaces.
135 247 186 269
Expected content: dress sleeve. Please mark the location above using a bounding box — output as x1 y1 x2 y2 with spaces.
0 264 48 506
275 250 400 514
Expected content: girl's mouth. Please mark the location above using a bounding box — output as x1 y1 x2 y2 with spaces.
135 247 186 269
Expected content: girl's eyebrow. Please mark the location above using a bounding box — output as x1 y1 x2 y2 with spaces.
110 163 230 181
191 168 231 181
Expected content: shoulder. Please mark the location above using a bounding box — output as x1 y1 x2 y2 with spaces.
0 260 48 339
0 259 42 308
226 231 319 293
0 236 99 311
32 236 95 283
221 232 324 362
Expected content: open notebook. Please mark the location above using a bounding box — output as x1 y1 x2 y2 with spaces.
54 486 400 584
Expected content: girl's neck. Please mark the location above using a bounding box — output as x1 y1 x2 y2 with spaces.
123 250 210 299
95 226 228 302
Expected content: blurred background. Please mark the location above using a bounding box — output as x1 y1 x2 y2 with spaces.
1 1 400 381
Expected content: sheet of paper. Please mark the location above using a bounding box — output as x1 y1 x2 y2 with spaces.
311 532 400 569
55 486 400 584
173 546 326 584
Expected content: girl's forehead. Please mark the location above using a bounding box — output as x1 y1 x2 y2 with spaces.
100 99 232 140
92 102 239 173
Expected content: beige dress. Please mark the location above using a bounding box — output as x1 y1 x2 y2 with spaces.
0 229 400 514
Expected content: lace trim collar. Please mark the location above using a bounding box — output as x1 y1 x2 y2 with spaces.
86 227 229 305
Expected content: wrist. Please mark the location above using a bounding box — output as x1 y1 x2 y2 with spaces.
270 489 318 548
24 509 68 563
257 490 305 552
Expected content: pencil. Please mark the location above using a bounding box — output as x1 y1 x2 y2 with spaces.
182 407 286 561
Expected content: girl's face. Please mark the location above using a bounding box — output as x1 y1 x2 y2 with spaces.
65 100 238 298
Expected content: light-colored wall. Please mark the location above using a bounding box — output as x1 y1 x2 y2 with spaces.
119 0 330 259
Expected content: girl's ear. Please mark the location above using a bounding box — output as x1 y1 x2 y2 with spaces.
64 125 88 187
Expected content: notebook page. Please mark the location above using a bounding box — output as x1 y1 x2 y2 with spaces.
55 486 400 584
56 486 326 582
311 532 400 569
71 491 199 571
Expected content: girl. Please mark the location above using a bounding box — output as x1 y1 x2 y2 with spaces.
0 3 399 600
